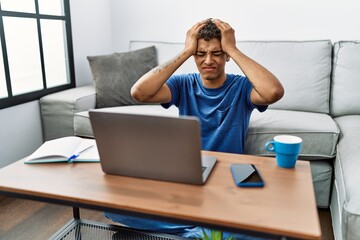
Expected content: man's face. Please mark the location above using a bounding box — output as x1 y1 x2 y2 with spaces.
194 38 229 84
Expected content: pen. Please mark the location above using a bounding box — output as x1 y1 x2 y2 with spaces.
68 145 94 162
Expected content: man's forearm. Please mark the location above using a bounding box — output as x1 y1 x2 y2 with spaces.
131 50 192 102
229 48 284 105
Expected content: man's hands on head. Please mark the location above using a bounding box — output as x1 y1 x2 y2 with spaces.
185 18 238 58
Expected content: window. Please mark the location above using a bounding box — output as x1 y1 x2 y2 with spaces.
0 0 75 109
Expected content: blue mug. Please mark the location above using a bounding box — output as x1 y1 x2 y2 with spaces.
265 135 302 168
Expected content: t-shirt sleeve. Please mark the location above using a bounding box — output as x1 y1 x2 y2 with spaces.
161 75 180 109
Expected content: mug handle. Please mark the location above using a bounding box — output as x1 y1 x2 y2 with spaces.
265 141 276 152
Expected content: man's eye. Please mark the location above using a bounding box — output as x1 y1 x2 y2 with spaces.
196 52 205 56
213 52 224 56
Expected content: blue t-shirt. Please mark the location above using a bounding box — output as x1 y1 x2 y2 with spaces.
162 73 267 154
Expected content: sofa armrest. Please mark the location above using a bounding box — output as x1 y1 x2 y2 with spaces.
40 84 96 141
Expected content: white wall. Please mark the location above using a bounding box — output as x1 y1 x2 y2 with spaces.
110 0 360 53
0 101 43 168
70 0 113 86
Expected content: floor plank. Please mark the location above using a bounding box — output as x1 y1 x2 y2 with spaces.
0 197 334 239
318 208 334 240
0 197 112 240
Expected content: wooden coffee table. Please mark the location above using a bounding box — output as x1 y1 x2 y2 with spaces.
0 151 321 239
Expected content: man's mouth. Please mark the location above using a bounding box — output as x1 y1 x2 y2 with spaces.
202 66 216 72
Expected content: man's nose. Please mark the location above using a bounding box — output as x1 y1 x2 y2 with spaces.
204 53 213 64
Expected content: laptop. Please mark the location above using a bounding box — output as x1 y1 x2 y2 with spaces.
89 111 217 185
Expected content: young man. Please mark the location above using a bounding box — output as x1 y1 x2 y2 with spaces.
131 18 284 154
106 19 284 239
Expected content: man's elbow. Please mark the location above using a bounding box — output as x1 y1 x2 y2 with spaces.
269 85 285 104
130 85 147 103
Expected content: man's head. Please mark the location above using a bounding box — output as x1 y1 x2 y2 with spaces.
194 19 230 88
197 19 221 41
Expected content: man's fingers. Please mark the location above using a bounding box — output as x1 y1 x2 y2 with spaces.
212 19 232 31
192 19 208 32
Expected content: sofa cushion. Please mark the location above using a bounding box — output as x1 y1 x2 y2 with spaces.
76 106 339 159
331 115 360 240
74 105 179 138
87 46 157 108
130 40 332 113
331 41 360 117
245 109 339 159
237 41 332 113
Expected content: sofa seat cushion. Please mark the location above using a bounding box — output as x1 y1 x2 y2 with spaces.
74 105 179 138
245 109 340 159
331 115 360 240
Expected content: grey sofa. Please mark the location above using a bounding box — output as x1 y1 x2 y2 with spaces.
39 40 360 240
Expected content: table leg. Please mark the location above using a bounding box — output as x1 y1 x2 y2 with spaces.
73 206 80 219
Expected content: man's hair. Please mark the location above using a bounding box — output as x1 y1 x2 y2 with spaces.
197 19 221 41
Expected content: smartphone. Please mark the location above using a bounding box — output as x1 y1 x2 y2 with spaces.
230 163 265 187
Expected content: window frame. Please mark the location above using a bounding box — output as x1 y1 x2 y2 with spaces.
0 0 75 109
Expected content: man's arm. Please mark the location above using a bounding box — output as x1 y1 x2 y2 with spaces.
213 19 284 105
131 20 208 103
130 51 189 103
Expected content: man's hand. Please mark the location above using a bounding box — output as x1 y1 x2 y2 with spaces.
212 19 237 54
184 19 208 55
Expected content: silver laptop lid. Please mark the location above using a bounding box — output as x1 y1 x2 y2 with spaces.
89 111 216 185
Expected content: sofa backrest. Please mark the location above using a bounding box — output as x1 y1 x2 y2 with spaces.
130 40 332 113
331 41 360 117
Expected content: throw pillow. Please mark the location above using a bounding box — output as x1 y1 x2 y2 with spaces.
87 46 157 108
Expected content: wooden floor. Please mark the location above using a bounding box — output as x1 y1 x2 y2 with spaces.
0 197 334 240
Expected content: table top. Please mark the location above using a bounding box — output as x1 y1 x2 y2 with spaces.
0 151 321 239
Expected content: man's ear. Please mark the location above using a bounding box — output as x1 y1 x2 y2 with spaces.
226 53 230 62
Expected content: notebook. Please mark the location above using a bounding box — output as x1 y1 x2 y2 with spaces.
89 110 217 185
